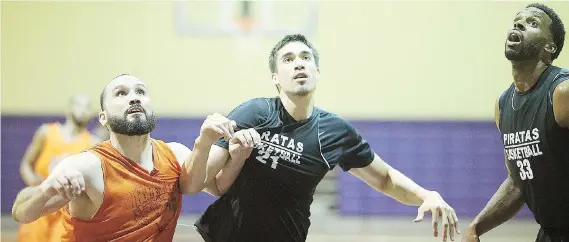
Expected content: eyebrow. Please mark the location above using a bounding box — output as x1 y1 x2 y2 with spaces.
515 11 546 21
280 50 312 59
111 84 146 92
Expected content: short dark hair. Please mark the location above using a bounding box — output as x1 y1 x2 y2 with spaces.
100 74 131 111
269 34 320 73
526 3 565 60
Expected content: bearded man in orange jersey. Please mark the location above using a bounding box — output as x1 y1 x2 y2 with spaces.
12 74 258 241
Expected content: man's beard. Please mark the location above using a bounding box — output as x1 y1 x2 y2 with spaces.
107 112 156 136
505 41 543 61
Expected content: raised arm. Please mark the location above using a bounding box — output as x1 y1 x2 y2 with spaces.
171 113 237 194
19 124 49 186
12 153 92 223
203 99 270 196
203 129 260 196
462 96 525 241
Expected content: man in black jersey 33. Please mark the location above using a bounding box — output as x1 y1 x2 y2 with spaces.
194 34 460 242
463 3 569 242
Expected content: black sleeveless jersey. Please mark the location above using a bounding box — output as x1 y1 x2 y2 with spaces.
194 97 374 242
498 65 569 228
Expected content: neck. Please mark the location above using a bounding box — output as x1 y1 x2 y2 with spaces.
61 120 85 135
279 91 314 121
511 59 549 93
109 133 152 163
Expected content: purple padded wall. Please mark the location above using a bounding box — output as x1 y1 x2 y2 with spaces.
1 116 532 218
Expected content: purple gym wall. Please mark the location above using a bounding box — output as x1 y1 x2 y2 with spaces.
0 115 533 218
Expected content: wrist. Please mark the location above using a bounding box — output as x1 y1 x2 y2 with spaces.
194 136 215 149
38 183 54 200
417 189 436 201
468 221 480 235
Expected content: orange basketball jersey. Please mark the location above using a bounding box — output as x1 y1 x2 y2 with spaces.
61 139 183 242
34 123 95 178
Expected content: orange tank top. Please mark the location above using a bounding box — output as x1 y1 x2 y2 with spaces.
34 123 94 178
61 139 183 242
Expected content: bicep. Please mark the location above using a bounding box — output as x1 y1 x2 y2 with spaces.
348 154 390 189
207 145 230 175
552 80 569 128
167 142 192 168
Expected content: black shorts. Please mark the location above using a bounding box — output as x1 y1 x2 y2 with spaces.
536 227 569 242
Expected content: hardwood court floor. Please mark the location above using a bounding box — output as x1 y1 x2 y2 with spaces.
2 214 540 242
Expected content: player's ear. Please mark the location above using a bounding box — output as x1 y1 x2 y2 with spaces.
545 42 557 55
271 73 278 85
98 111 108 127
316 68 320 79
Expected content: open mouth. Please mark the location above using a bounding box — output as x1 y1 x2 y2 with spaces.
293 73 308 80
127 106 144 114
507 31 522 43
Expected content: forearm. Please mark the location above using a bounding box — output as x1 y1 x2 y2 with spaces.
12 186 53 223
469 177 525 236
380 168 431 206
179 137 213 194
214 156 247 194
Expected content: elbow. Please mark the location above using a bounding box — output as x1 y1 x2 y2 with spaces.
11 205 21 223
179 175 207 194
11 206 31 224
203 180 224 197
374 169 393 193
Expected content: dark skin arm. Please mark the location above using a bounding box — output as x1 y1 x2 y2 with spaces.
552 80 569 128
20 124 49 186
462 97 525 241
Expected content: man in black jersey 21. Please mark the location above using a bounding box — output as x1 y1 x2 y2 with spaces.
194 34 460 242
463 3 569 242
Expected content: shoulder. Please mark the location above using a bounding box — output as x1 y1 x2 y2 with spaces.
552 78 569 106
61 152 102 178
234 97 273 113
552 75 569 128
318 109 356 132
317 109 362 143
166 142 191 166
552 72 569 104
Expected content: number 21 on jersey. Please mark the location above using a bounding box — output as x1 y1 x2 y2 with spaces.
516 159 534 180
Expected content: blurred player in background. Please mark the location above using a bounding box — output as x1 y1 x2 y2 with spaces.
463 3 568 242
93 124 110 141
195 34 460 242
18 94 99 242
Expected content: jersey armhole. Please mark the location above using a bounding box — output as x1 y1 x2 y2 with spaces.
548 72 569 105
498 89 509 113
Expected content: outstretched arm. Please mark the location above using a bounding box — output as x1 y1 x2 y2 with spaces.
12 186 70 223
349 154 431 206
12 154 89 223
